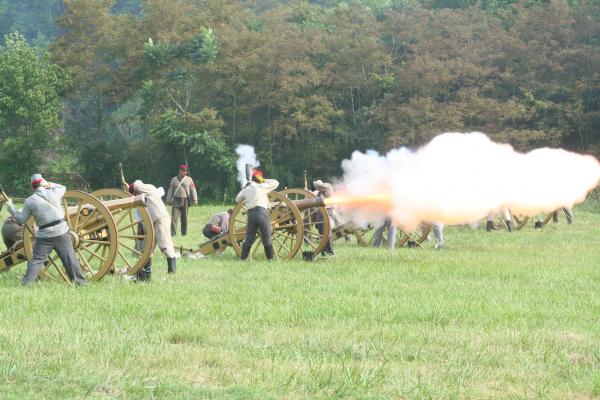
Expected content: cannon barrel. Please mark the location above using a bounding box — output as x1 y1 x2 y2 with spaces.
292 197 325 210
100 194 146 211
64 194 146 216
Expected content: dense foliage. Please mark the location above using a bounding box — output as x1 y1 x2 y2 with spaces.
0 33 67 190
0 0 599 198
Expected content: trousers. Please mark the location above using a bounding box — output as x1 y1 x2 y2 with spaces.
241 207 273 260
23 232 87 286
171 197 189 236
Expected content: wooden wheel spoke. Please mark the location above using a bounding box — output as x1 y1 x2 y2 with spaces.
78 253 96 276
114 208 132 226
80 239 110 245
274 234 291 255
79 244 107 262
73 200 84 230
120 241 142 256
62 198 73 231
117 248 134 269
115 220 139 232
49 255 70 282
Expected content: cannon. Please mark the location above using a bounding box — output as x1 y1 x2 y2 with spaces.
332 222 432 248
181 188 331 260
489 208 572 231
0 190 154 282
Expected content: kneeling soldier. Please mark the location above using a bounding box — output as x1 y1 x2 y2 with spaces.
203 209 232 240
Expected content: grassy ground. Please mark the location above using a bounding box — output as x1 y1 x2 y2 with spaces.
0 202 599 399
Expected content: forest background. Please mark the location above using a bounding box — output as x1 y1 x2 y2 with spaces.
0 0 598 199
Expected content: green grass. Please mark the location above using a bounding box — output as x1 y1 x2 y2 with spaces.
0 203 599 399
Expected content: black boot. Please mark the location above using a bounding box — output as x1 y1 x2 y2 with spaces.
137 259 152 281
240 243 251 260
506 220 513 232
167 257 176 274
486 221 495 232
264 245 275 261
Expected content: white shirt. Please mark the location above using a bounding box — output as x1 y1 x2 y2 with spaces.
235 179 279 210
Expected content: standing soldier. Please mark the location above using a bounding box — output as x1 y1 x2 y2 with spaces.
167 165 198 236
6 174 87 286
235 169 279 261
128 180 177 280
312 180 335 256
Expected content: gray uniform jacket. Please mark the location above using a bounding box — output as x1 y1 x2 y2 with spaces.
8 184 68 239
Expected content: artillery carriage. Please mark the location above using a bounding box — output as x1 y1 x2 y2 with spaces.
0 190 154 282
182 188 332 260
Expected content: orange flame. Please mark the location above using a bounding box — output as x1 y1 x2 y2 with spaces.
324 193 393 213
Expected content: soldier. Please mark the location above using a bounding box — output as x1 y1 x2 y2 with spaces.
167 165 198 236
235 169 279 260
128 180 177 280
203 209 232 240
312 180 335 256
372 217 396 249
2 216 24 250
6 174 87 286
486 210 513 232
431 222 444 250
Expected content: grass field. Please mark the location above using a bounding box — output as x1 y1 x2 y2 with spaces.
0 201 599 399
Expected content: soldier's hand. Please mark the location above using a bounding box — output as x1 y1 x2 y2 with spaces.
6 198 13 208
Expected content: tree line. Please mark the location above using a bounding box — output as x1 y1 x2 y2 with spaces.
0 0 598 199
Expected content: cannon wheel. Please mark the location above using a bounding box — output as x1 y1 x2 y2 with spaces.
23 191 119 282
532 208 571 227
354 226 374 246
493 212 529 230
396 224 432 248
359 223 431 248
92 189 154 275
281 188 330 256
229 191 304 260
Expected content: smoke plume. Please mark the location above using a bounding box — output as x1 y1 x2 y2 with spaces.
235 144 260 188
334 132 600 230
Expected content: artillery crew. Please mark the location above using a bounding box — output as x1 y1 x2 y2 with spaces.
235 169 279 261
167 165 198 236
6 174 87 286
129 180 177 280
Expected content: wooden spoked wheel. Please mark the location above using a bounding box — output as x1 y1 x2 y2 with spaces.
364 223 431 248
512 215 529 230
92 189 154 275
229 191 305 260
281 188 330 256
23 191 119 282
490 210 528 231
354 226 374 246
533 208 570 227
396 224 432 247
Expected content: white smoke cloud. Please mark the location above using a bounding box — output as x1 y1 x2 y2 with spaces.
336 132 600 230
235 144 260 188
